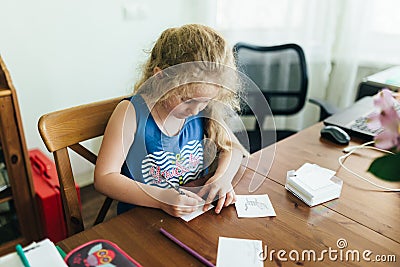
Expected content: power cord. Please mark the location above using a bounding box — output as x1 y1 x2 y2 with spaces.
338 141 400 192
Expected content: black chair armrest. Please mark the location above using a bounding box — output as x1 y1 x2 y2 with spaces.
309 97 339 121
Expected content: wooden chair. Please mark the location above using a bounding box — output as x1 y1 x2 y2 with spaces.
38 95 126 236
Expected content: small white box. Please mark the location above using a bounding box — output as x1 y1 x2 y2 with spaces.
285 163 343 206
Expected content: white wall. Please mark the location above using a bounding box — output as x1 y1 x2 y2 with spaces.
0 0 211 184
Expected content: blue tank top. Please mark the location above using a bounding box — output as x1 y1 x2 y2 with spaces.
118 94 205 213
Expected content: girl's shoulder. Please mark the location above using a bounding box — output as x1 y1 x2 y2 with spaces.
108 98 137 133
113 99 136 118
116 94 150 122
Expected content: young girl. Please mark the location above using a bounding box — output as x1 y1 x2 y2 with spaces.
94 24 247 217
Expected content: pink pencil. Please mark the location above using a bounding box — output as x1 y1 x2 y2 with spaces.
160 228 215 267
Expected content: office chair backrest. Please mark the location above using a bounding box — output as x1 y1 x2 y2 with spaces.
234 42 308 117
233 42 308 152
38 96 125 236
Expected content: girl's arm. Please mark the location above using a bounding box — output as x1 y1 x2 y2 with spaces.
94 100 201 217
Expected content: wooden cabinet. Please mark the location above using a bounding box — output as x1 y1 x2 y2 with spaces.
0 56 41 255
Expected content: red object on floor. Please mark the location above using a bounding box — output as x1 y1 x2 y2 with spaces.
29 149 80 243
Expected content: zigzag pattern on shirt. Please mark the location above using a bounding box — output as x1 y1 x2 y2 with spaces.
141 140 204 187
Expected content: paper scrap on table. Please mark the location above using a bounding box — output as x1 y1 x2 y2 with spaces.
181 204 214 222
216 237 263 267
235 194 276 218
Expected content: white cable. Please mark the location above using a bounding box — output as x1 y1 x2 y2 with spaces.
338 141 400 192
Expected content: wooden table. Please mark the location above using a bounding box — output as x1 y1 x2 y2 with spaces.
58 123 400 266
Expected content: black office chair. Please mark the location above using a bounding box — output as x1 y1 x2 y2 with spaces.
233 42 308 153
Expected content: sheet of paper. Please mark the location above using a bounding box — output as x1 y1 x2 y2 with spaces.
26 239 67 266
0 239 67 267
0 252 24 267
216 237 263 267
0 242 39 266
235 194 276 218
181 204 214 222
296 163 336 190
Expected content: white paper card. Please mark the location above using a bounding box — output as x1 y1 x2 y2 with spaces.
0 239 67 267
296 163 336 190
181 204 214 222
0 252 23 267
216 237 263 267
235 194 276 218
26 239 67 266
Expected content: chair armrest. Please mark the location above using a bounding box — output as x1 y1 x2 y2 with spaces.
309 97 339 121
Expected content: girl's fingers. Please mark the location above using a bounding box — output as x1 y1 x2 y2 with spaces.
224 191 234 207
215 194 226 214
182 189 204 203
177 206 198 215
203 187 218 211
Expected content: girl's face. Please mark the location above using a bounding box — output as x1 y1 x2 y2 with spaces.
167 84 219 119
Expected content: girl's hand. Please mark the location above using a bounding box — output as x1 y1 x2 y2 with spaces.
159 188 204 217
196 175 237 214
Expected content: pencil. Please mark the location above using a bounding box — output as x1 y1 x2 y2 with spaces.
160 227 215 267
16 244 31 267
160 174 186 195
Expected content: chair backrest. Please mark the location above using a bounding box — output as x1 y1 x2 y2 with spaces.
38 96 125 236
233 42 308 121
233 42 308 152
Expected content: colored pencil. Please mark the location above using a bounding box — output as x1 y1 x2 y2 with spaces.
160 228 215 267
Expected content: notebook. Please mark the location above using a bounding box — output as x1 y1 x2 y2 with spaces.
323 96 399 141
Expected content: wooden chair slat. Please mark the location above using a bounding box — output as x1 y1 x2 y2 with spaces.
69 143 97 165
54 148 84 235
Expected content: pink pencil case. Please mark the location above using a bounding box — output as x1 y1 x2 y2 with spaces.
64 239 142 267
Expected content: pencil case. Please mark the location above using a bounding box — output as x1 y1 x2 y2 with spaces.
64 239 142 267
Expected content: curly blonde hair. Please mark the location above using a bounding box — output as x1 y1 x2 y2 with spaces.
134 24 247 154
